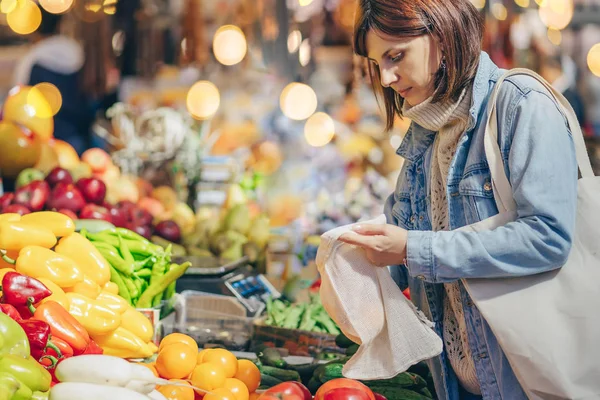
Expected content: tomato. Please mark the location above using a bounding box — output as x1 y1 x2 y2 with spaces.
158 379 195 400
204 388 237 400
155 343 197 379
223 378 250 400
190 362 227 391
323 388 372 400
203 348 238 378
197 348 213 364
263 382 311 400
315 379 375 400
373 393 387 400
0 121 42 178
160 333 199 353
259 393 302 400
234 360 261 393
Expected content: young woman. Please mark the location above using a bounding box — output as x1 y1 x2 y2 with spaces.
340 1 578 399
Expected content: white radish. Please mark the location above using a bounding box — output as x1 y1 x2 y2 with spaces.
49 382 152 400
125 365 159 394
148 391 168 400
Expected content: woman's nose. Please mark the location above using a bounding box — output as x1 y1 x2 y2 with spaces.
380 67 398 88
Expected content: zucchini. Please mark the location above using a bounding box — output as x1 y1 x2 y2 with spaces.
259 348 288 369
316 363 344 383
363 372 427 389
345 344 359 356
368 387 431 400
260 366 301 382
335 333 356 349
259 373 283 388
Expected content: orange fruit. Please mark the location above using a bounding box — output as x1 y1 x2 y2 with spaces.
197 348 213 364
159 333 199 353
190 363 227 392
204 388 237 400
155 343 197 379
202 348 238 378
223 378 249 400
158 379 195 400
137 362 159 377
233 360 261 393
249 393 260 400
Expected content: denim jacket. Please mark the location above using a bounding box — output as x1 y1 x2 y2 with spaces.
385 52 578 400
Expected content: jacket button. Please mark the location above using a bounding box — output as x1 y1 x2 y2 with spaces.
466 300 474 307
479 352 488 359
419 215 424 221
410 215 416 223
417 275 425 280
483 182 492 192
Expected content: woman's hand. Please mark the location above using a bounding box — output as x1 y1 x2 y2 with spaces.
339 224 408 267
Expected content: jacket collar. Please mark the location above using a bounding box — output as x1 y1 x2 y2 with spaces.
396 51 499 162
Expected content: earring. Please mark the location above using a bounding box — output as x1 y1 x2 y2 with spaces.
441 57 447 70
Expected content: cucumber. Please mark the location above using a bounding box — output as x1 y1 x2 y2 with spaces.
259 366 301 382
316 363 344 383
415 388 433 398
335 333 356 349
363 372 427 389
368 387 431 400
287 363 320 384
345 344 359 356
259 373 282 388
259 348 288 369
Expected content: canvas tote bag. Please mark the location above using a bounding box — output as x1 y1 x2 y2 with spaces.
458 69 600 400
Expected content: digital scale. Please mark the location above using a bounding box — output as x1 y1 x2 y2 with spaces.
173 256 281 316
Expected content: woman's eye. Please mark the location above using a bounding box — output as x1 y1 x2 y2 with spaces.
391 54 403 63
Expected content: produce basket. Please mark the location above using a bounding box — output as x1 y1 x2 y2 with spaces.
251 318 346 357
168 290 254 350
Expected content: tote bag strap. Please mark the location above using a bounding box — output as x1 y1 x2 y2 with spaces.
484 68 594 213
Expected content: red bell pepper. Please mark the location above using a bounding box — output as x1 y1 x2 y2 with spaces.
0 303 22 321
29 301 90 355
17 319 62 363
1 271 51 317
81 339 103 355
45 337 73 359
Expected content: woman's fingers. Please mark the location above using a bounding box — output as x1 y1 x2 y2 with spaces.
339 232 378 249
352 224 387 235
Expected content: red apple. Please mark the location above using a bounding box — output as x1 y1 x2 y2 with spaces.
3 204 31 215
127 223 152 240
47 183 86 213
46 167 73 188
14 180 50 212
154 220 182 243
115 200 136 220
57 208 78 220
79 204 112 222
129 207 153 227
108 206 128 227
76 177 107 205
0 193 14 212
81 148 112 173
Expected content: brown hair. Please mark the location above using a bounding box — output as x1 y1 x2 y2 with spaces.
353 0 484 130
78 16 113 99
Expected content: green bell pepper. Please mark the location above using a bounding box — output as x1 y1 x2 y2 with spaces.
0 372 19 400
31 391 49 400
0 372 33 400
0 355 51 393
0 312 30 358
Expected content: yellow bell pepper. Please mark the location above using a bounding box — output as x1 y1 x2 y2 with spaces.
0 213 21 223
66 292 121 336
54 233 111 286
91 327 155 359
64 275 101 299
36 278 70 310
119 307 154 343
20 212 75 237
96 291 130 314
13 246 83 288
102 281 119 295
0 222 56 251
147 341 158 354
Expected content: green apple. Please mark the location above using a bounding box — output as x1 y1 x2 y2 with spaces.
16 167 45 189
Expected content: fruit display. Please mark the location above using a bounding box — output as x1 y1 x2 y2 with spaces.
0 211 158 363
82 228 191 308
264 295 340 335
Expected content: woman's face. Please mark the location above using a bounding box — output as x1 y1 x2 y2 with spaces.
366 31 442 106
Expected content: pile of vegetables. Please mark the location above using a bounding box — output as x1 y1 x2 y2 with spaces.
0 212 158 362
265 295 340 335
81 227 190 308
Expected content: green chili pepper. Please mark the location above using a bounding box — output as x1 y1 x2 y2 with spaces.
109 266 131 305
107 228 151 243
117 233 135 264
134 255 155 271
95 244 134 276
164 280 177 301
0 312 30 358
0 354 52 393
123 277 139 299
86 232 120 247
136 262 191 308
134 269 152 279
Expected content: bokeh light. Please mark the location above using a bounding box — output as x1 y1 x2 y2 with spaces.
7 0 42 35
299 39 311 67
0 0 17 14
538 0 573 30
103 0 116 15
470 0 486 10
491 3 508 21
186 81 221 120
31 83 62 117
515 0 530 7
547 28 562 46
39 0 73 14
280 83 318 121
213 25 247 66
288 30 302 53
304 112 335 147
588 43 600 77
299 0 313 6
